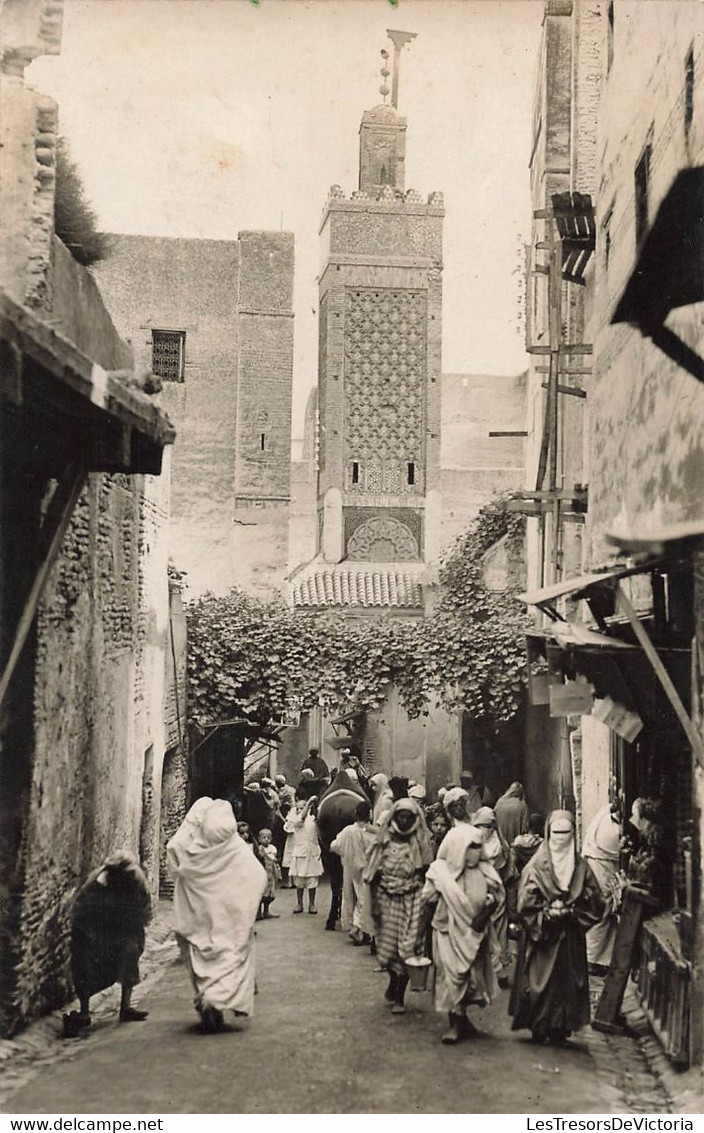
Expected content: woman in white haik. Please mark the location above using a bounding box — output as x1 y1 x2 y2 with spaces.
168 798 267 1033
416 823 503 1045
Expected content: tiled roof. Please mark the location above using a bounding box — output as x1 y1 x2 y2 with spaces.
291 564 424 609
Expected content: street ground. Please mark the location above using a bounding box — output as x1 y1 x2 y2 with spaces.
1 886 679 1115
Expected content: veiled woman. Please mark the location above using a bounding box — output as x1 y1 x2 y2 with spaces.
581 803 622 973
472 805 515 987
369 772 394 825
168 798 267 1033
509 810 604 1045
364 798 434 1014
416 824 503 1044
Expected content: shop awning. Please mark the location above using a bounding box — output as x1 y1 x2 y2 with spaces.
518 561 661 622
520 561 704 765
0 291 175 475
527 621 637 651
607 519 704 556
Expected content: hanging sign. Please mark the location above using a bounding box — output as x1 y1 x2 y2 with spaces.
591 695 643 742
549 676 595 717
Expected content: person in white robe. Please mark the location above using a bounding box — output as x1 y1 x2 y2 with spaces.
330 799 375 942
582 803 622 972
168 798 267 1033
416 823 503 1044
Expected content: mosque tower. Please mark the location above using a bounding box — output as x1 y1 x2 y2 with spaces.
290 30 445 613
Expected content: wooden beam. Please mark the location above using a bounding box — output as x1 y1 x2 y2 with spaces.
488 430 528 437
536 365 591 375
616 583 704 765
0 463 87 711
541 382 587 398
516 489 588 501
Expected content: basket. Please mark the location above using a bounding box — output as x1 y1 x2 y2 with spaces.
405 955 432 992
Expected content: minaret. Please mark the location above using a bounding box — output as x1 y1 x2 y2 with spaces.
315 30 444 568
358 30 415 197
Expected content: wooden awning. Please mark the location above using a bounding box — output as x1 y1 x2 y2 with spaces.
0 292 175 476
607 519 704 556
518 561 660 620
520 560 704 766
0 292 176 712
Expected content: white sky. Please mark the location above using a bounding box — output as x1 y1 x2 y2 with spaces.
29 0 543 438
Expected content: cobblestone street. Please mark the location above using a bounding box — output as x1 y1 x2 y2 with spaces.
1 889 677 1115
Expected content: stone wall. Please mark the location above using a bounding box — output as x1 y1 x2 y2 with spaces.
587 0 704 564
94 232 295 599
440 372 526 552
234 232 295 598
0 7 176 1027
364 689 460 800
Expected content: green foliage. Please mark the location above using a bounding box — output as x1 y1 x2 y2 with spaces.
431 497 530 725
55 137 113 266
186 496 529 738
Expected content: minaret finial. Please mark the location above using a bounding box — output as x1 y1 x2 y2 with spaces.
379 48 390 104
386 29 417 109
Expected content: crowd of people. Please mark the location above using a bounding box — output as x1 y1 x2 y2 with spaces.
65 748 614 1049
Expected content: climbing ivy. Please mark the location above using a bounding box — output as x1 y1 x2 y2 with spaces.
186 496 529 739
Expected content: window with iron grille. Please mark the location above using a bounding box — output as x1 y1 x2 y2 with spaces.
151 330 185 382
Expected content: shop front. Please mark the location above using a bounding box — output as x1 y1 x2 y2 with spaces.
520 541 703 1067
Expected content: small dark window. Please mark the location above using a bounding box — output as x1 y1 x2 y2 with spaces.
634 143 651 253
605 228 612 272
607 2 614 74
407 462 415 486
685 46 694 135
352 461 359 485
152 330 185 382
260 433 266 452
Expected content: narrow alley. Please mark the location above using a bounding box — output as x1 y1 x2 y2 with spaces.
3 887 671 1116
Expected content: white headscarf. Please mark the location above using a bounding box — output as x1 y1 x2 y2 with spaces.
442 786 469 816
172 799 267 949
166 796 213 874
547 810 576 892
473 806 504 863
435 823 485 877
370 772 393 824
582 805 620 862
